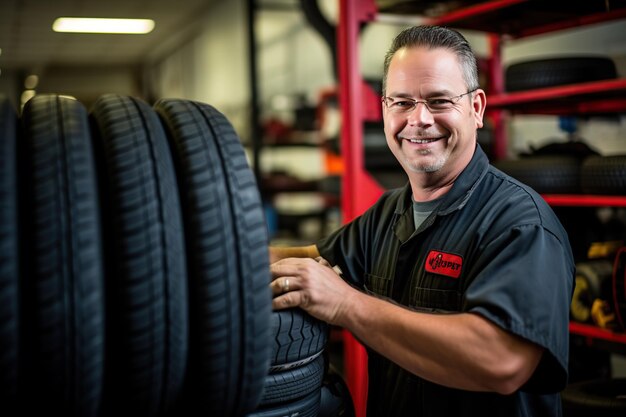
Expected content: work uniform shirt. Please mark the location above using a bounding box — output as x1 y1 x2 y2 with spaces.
316 145 575 417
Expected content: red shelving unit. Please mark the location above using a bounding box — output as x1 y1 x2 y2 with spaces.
569 322 626 354
543 195 626 207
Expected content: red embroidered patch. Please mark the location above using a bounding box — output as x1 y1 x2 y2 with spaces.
425 250 463 279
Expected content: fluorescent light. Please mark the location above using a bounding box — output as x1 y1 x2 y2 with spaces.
52 17 155 34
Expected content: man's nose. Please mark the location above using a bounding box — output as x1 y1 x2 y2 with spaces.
407 101 434 126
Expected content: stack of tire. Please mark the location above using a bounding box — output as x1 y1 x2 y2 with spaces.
0 93 352 417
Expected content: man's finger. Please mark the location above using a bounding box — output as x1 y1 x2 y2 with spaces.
272 291 300 310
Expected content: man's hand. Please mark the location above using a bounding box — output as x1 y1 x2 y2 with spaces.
270 257 355 326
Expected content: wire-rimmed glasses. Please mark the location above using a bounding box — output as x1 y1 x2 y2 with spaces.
382 88 478 114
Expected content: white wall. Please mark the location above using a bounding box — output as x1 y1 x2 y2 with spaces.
149 0 250 140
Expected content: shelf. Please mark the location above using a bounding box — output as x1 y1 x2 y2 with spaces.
570 322 626 354
543 195 626 207
487 79 626 115
377 0 626 39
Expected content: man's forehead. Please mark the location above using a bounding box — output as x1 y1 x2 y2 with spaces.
387 47 464 89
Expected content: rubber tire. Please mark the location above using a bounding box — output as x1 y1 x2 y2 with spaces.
89 94 188 417
562 378 626 417
505 57 617 92
19 94 105 417
270 308 329 371
154 98 271 417
247 388 322 417
492 155 582 194
260 352 326 406
581 155 626 195
570 260 613 323
0 95 19 416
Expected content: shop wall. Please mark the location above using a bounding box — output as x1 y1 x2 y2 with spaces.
149 0 250 141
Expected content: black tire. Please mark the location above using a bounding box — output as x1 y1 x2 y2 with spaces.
247 388 322 417
581 155 626 195
89 94 188 417
562 378 626 417
0 95 19 415
492 155 582 194
505 57 617 92
154 98 271 417
570 260 613 324
260 352 326 406
19 94 105 417
270 308 329 371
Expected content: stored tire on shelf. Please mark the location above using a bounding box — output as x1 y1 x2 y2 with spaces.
270 308 329 372
581 155 626 195
90 94 188 417
0 95 18 415
19 95 105 417
561 378 626 417
154 98 271 416
259 352 325 407
247 388 322 417
492 155 582 194
505 56 617 92
613 247 626 330
570 260 613 324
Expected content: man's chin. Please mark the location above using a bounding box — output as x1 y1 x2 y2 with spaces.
404 156 446 173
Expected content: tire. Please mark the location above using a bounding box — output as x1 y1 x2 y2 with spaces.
89 94 188 417
259 352 326 406
0 95 19 415
562 378 626 417
505 57 617 92
247 388 322 417
270 308 329 372
581 155 626 195
154 98 271 417
19 94 105 417
570 260 613 324
492 155 582 194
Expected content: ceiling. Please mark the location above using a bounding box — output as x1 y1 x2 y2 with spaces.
0 0 222 71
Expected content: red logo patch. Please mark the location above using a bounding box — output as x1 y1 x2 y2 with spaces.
425 250 463 279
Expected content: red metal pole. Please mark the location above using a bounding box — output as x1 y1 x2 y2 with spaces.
337 1 382 416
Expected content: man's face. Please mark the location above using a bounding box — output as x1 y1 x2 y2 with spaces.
382 46 485 179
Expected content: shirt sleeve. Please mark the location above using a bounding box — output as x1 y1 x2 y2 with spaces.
316 215 367 289
463 223 575 393
315 190 396 288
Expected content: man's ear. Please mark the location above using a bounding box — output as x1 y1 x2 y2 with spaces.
472 88 487 129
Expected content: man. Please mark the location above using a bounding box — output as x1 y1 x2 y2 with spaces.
270 26 574 416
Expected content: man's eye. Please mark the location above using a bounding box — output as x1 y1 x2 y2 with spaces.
393 100 413 108
427 98 453 107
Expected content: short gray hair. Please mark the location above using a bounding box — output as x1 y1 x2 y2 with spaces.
382 25 479 95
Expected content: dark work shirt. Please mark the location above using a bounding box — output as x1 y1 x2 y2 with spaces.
316 145 575 417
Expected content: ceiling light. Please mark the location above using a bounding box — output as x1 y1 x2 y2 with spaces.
52 17 155 34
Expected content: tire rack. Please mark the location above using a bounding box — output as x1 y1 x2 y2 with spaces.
336 1 626 416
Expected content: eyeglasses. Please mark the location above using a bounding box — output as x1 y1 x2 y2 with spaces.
382 88 478 114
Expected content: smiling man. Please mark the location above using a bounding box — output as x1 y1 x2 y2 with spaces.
270 26 575 417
